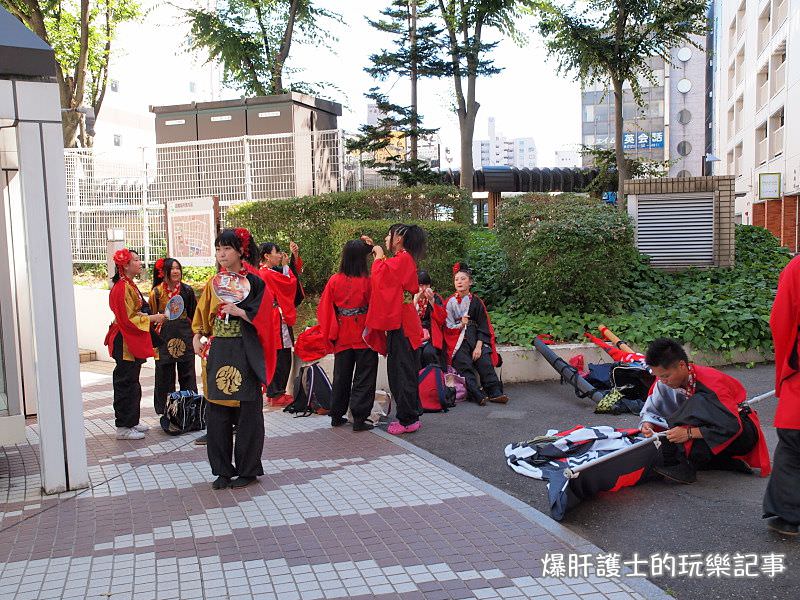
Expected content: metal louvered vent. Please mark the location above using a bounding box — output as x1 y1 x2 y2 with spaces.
636 194 714 267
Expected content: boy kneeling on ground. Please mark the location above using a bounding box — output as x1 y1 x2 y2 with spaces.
640 338 771 484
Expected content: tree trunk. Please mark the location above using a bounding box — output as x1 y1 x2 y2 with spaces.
612 77 627 206
409 0 418 163
458 110 476 192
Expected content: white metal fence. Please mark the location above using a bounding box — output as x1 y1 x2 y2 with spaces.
66 129 397 265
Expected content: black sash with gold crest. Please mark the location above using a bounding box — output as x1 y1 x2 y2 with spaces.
157 317 194 364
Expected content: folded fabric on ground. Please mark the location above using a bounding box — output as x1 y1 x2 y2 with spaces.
504 425 660 521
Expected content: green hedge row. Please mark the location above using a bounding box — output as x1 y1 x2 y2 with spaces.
227 185 471 293
330 219 470 292
496 194 639 313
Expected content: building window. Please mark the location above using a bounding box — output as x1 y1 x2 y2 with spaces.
678 109 692 125
677 141 692 156
113 134 122 147
110 79 119 93
189 81 197 93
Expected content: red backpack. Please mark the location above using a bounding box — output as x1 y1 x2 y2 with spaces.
418 365 454 412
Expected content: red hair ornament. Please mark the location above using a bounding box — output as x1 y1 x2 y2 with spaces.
234 228 251 258
155 258 165 279
113 248 132 267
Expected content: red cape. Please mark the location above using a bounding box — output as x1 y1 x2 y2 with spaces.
244 263 278 382
317 273 370 353
364 251 422 355
259 266 299 327
105 279 153 360
770 254 800 428
688 365 772 477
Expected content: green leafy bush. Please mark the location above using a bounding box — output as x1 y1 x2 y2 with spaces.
490 225 791 354
227 185 471 293
464 228 512 309
496 194 639 313
330 219 470 292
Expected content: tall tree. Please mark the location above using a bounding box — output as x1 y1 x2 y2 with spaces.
346 88 440 186
365 0 447 164
184 0 340 97
532 0 707 202
3 0 141 147
435 0 523 192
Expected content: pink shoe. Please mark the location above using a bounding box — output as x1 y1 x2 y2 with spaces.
387 421 421 435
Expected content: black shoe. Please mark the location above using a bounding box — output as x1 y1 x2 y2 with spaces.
719 457 754 475
352 420 374 432
194 434 208 446
212 476 230 490
230 476 257 489
653 462 697 484
331 416 349 427
768 517 799 536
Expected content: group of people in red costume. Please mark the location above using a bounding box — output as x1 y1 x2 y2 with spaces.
106 223 507 488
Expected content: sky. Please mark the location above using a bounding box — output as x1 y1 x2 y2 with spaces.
288 2 582 168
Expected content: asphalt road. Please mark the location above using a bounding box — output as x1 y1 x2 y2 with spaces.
396 364 798 600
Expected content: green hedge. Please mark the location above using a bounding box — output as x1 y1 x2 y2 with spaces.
496 193 639 313
227 185 471 293
489 225 791 354
465 228 512 309
330 219 470 292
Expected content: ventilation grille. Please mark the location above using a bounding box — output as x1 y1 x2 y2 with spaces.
637 196 714 267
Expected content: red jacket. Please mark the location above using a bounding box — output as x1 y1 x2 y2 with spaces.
770 254 800 428
105 278 153 360
318 273 371 353
364 250 422 355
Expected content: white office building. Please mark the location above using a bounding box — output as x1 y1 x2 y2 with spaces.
472 117 537 169
714 0 795 222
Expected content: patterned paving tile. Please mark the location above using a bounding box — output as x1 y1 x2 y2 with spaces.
0 363 654 599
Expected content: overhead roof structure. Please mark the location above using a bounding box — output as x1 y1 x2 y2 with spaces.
0 8 56 79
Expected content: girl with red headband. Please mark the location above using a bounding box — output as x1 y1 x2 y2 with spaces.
148 257 198 415
104 249 167 440
443 262 507 406
192 228 276 490
361 224 426 435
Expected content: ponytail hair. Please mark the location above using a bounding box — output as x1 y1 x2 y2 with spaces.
389 223 427 263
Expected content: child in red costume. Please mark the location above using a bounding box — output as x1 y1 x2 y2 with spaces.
105 249 166 440
362 224 426 435
318 239 378 431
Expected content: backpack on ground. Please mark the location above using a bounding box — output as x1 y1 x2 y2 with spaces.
284 363 332 417
445 367 467 403
160 390 207 435
419 364 453 413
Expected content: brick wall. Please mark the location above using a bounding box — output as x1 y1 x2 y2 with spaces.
624 176 735 267
752 196 799 252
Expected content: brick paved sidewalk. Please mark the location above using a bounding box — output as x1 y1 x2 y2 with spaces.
0 363 668 600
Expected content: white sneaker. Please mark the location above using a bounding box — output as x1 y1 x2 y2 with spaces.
132 422 150 432
116 427 145 440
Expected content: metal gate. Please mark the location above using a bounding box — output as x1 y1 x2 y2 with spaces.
636 193 715 267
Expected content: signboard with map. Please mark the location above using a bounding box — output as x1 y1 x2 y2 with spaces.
166 196 218 266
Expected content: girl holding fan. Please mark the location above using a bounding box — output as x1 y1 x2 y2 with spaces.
105 249 166 440
148 258 198 415
192 228 275 489
362 224 426 435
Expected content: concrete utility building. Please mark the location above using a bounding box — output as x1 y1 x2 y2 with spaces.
0 7 88 493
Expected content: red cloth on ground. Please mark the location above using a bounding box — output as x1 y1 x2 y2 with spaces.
317 273 371 353
770 254 800 428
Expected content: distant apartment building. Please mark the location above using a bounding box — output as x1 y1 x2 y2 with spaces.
581 38 708 178
92 1 224 152
472 117 537 170
714 0 796 225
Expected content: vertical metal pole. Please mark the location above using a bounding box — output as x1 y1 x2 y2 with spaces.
141 149 151 267
244 136 253 202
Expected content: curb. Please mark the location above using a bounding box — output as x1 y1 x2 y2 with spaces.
373 427 673 600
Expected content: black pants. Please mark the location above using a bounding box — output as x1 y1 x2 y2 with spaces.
267 348 292 397
387 329 421 426
661 412 759 470
154 360 197 415
206 400 265 478
763 428 800 524
330 348 379 422
111 334 143 428
452 345 503 403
